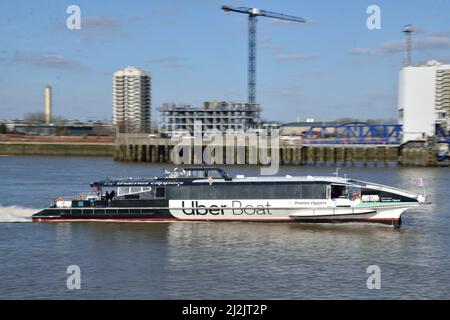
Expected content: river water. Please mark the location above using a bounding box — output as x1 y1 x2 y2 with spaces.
0 156 449 299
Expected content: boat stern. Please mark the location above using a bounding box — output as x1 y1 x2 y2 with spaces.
32 208 63 222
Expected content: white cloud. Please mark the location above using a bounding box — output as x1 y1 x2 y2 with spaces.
12 52 88 71
260 36 282 53
147 57 187 69
276 53 319 61
57 15 134 43
82 16 123 30
350 35 450 56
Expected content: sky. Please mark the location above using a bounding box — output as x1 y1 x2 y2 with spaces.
0 0 449 123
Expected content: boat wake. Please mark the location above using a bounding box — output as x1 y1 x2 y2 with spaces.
0 205 36 222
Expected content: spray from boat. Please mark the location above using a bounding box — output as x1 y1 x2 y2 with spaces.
0 205 37 222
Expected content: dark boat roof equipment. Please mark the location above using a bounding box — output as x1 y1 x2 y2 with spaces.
90 167 232 187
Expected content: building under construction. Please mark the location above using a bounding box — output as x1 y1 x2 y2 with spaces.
159 101 261 136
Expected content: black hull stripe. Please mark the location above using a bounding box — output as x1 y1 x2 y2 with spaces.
32 217 400 225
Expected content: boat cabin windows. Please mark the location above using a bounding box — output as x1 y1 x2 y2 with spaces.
361 194 380 202
360 189 381 202
164 168 231 180
117 186 152 196
155 187 166 198
356 188 418 203
301 184 327 199
184 168 230 179
185 170 209 179
331 185 362 200
331 185 348 199
166 182 328 200
205 170 228 179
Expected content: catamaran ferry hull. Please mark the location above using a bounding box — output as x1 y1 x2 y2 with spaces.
32 167 427 228
32 203 416 227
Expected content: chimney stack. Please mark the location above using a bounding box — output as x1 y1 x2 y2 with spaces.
45 85 52 124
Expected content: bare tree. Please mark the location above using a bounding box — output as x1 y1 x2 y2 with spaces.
0 123 7 134
23 112 46 123
23 112 67 124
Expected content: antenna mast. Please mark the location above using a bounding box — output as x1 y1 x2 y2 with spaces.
402 24 414 67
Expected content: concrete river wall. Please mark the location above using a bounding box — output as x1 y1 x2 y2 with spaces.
0 134 439 166
113 135 439 167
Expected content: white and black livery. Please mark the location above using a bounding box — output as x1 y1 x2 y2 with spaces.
32 167 428 227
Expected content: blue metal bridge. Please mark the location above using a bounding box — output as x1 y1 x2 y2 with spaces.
436 124 450 144
435 124 450 161
302 124 403 145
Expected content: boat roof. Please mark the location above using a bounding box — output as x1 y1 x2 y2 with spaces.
197 175 351 184
88 167 418 198
183 167 224 171
91 174 355 187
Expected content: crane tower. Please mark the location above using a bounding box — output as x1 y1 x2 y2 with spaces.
222 5 308 104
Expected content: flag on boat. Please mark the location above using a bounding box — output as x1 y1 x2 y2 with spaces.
411 177 424 187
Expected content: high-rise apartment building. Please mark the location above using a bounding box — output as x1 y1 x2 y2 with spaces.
398 60 450 142
159 101 261 136
113 67 151 133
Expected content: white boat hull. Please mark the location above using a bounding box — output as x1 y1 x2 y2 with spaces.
167 199 420 226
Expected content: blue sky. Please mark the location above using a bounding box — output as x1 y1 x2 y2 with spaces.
0 0 449 123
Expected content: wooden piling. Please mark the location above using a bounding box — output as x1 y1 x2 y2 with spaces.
113 136 441 167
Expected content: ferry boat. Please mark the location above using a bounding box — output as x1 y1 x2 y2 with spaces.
32 167 428 227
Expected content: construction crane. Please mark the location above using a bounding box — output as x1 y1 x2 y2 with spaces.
221 5 307 104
